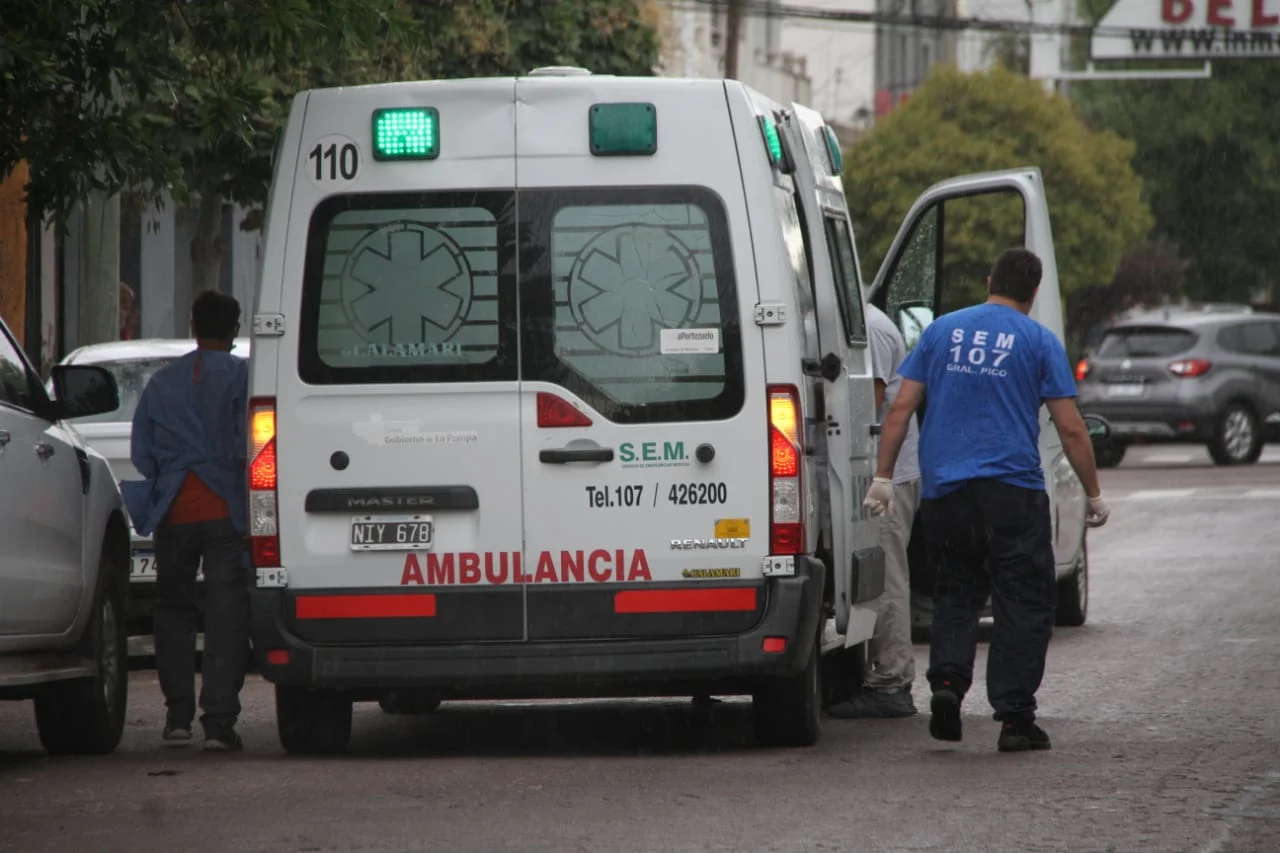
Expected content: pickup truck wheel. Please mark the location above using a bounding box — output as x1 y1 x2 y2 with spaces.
752 637 821 747
276 686 353 755
34 550 128 755
1055 538 1089 627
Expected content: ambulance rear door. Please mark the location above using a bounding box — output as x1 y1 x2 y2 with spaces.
267 80 527 645
514 76 772 643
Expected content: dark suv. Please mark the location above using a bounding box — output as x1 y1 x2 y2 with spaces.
1077 312 1280 466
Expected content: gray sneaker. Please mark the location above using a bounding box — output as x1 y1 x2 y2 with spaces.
827 688 918 719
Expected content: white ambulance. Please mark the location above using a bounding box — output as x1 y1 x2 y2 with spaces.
246 67 1096 753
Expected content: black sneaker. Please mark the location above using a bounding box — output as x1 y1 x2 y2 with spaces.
828 688 918 719
162 725 193 745
203 730 244 752
928 687 963 742
997 719 1051 752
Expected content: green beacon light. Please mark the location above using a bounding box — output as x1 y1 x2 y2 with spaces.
589 102 657 156
372 107 440 161
758 115 783 167
823 125 844 175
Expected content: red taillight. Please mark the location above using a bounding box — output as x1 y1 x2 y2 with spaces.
762 637 787 654
537 391 593 428
1169 359 1212 377
1074 358 1090 381
767 385 804 556
247 396 280 569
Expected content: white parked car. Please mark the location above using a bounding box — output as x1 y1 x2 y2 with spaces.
54 337 252 654
0 316 133 754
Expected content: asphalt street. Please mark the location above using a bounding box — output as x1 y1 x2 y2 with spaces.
2 444 1277 853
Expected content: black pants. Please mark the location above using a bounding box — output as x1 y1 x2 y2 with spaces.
153 518 250 737
921 479 1056 722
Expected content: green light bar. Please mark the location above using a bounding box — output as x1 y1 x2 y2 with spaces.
589 102 657 156
758 115 783 166
823 125 844 175
372 107 440 161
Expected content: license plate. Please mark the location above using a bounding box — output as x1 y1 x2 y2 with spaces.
349 515 434 551
129 553 204 583
1106 383 1146 398
131 553 157 582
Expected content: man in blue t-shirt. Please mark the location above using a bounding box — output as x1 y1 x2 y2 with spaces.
863 248 1110 754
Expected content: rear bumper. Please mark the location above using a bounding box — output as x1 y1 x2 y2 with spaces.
1079 400 1215 442
251 556 825 695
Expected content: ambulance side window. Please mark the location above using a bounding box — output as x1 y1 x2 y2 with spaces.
297 191 517 385
775 187 820 364
521 186 744 424
823 216 867 344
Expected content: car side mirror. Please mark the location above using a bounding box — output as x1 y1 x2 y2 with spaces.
1082 413 1111 445
50 365 119 420
897 304 935 350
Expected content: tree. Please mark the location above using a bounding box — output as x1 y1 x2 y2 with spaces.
842 65 1153 309
2 0 662 293
0 0 179 220
1071 61 1280 305
1065 239 1189 358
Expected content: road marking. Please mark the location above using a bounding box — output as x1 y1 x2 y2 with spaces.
1244 488 1280 499
1126 488 1196 500
1142 451 1198 463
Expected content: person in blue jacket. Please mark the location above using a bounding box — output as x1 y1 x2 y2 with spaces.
122 291 250 752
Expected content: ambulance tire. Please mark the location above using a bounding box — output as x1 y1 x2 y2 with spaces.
819 644 865 710
752 639 821 748
276 686 353 755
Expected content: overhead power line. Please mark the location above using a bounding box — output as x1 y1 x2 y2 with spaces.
667 0 1151 40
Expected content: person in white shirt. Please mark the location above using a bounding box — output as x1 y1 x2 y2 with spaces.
828 302 922 719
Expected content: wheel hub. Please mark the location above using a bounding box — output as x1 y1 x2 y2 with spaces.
1224 410 1254 459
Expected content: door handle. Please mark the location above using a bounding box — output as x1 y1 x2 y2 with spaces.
34 441 54 460
801 352 844 383
869 423 882 436
0 429 10 447
539 447 614 464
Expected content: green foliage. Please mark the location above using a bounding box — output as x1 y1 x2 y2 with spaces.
1 0 661 222
0 0 179 219
842 65 1153 306
1072 61 1280 304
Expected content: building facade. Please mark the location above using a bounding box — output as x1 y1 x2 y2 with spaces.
873 0 959 115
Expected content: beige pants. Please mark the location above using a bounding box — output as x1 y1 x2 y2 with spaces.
864 479 921 692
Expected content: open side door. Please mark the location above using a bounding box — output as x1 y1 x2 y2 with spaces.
867 168 1066 574
780 106 881 645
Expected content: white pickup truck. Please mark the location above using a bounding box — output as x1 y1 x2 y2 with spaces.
0 317 133 754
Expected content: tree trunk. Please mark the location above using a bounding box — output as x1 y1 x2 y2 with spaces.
190 192 225 295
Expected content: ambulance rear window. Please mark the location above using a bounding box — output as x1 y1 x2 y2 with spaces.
297 191 517 385
521 186 744 423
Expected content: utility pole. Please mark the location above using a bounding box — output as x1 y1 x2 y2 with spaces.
724 0 744 79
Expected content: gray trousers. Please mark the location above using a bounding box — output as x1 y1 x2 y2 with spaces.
864 479 921 692
153 518 250 736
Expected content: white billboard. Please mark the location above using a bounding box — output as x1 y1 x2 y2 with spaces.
1091 0 1280 59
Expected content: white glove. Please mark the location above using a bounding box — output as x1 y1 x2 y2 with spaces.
1086 495 1110 528
862 477 895 517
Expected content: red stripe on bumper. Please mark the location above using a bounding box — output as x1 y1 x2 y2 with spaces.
295 594 437 620
613 587 757 614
